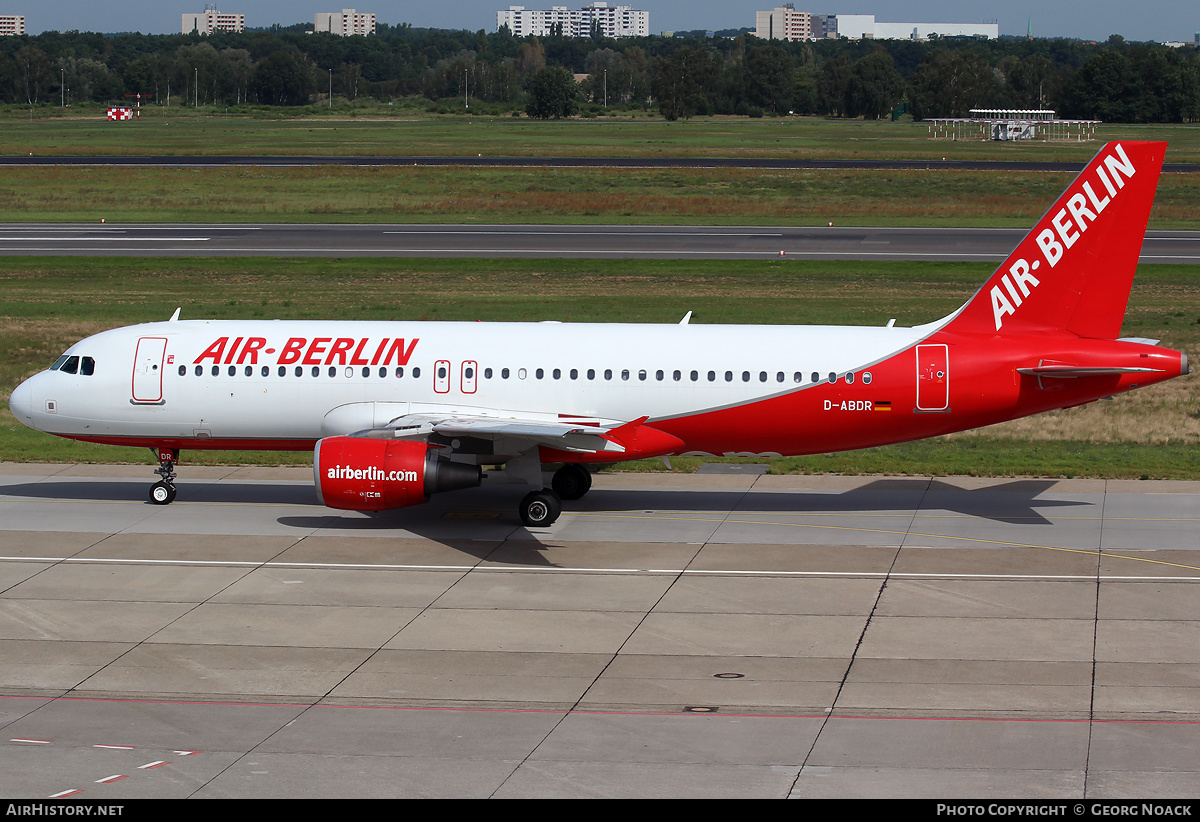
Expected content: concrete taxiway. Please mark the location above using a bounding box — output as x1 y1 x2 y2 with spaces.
1 463 1199 798
0 223 1198 262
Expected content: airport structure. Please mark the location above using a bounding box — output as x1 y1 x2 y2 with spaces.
927 109 1100 142
754 6 997 41
497 3 649 38
0 14 24 35
315 9 376 36
182 7 245 35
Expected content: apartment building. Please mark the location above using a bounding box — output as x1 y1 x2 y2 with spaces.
0 14 25 36
497 3 649 38
315 9 376 36
182 8 246 35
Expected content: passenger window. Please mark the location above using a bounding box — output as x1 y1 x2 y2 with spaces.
227 365 236 377
312 367 320 377
295 366 303 377
279 366 286 377
246 366 254 377
707 371 715 381
742 371 750 382
552 368 560 380
622 369 630 381
605 369 612 380
484 367 493 379
412 367 421 378
793 372 801 383
535 368 544 380
570 369 578 380
725 371 733 382
587 369 595 380
196 365 204 377
212 365 220 377
501 368 510 379
178 365 187 377
690 370 698 381
846 372 855 384
673 370 681 381
828 372 837 383
863 372 873 384
638 370 646 381
362 367 371 378
776 372 784 383
261 366 269 377
396 367 405 377
811 372 819 383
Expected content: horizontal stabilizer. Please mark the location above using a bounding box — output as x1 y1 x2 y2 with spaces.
1016 365 1162 378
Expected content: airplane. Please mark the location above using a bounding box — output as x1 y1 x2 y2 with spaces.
6 141 1190 527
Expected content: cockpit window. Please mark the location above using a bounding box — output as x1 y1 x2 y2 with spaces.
50 355 94 375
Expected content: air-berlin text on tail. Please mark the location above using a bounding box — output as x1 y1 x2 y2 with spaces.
193 336 419 366
991 143 1136 331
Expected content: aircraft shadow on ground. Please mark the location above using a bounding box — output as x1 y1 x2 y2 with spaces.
0 475 1088 527
0 476 1095 569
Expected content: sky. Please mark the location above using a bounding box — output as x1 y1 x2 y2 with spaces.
19 1 1200 44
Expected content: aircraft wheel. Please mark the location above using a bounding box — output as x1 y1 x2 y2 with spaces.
519 489 561 527
149 481 176 505
551 464 592 501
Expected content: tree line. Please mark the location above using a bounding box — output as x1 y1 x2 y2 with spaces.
1 25 1197 122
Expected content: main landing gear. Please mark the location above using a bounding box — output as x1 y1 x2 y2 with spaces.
149 447 178 505
518 464 594 527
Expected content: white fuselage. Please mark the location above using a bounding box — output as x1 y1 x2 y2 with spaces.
11 317 939 452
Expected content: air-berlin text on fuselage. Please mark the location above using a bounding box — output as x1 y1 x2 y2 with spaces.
991 143 1136 331
192 336 419 367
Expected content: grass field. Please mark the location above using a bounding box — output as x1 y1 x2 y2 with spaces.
2 114 1197 227
5 109 1200 163
2 256 1196 478
1 164 1198 227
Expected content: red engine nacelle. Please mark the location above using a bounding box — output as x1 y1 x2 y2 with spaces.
314 436 481 512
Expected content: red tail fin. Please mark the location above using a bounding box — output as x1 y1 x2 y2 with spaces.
945 141 1165 340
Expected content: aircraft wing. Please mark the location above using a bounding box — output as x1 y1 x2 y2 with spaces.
352 411 686 463
384 412 629 454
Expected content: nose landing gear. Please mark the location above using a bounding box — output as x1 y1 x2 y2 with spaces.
149 447 178 505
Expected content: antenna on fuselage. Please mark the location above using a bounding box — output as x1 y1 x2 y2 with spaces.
679 311 692 325
169 308 181 322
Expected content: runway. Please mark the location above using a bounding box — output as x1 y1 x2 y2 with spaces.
0 223 1198 262
2 463 1199 798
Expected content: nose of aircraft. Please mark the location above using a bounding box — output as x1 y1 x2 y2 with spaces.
9 376 33 422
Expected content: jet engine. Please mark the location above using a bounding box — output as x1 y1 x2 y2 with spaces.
314 436 481 511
